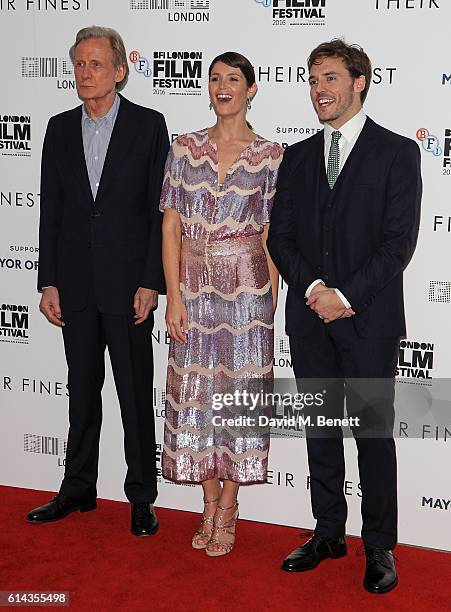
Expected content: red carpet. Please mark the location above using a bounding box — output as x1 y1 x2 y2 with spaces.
0 486 449 611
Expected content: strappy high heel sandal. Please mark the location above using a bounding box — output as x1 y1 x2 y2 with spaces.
192 497 219 550
205 501 239 557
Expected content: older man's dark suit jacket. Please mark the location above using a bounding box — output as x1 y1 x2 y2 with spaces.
38 94 168 312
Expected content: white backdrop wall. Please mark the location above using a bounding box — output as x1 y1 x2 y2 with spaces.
1 0 450 551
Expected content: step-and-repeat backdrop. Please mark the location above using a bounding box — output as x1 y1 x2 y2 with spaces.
1 0 450 551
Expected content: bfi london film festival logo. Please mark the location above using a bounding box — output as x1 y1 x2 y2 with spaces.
274 335 291 368
429 280 451 303
21 56 75 90
419 127 451 232
0 302 29 344
416 127 451 176
0 245 38 273
0 114 31 157
0 0 91 11
24 433 67 467
396 340 434 384
153 386 166 418
129 50 203 96
254 0 326 27
129 0 210 22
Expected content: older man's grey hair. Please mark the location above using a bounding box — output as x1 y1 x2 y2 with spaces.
69 26 129 92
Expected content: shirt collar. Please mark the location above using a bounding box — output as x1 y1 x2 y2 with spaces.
324 108 366 144
82 93 120 125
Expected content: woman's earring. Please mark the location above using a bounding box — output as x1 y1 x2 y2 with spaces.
209 101 213 110
246 98 252 111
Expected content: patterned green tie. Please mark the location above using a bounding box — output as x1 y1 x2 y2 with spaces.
327 130 342 189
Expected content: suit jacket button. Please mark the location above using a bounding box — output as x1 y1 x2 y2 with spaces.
324 274 329 280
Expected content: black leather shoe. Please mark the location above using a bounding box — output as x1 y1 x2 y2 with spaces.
363 546 398 594
281 533 347 572
26 494 96 523
131 503 159 537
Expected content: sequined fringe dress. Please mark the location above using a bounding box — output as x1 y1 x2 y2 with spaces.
160 129 283 483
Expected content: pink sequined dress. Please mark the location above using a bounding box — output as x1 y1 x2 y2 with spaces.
160 129 283 483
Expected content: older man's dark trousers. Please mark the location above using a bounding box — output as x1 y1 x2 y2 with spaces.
59 288 157 504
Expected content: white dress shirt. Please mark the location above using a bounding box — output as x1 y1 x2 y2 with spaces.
305 109 367 308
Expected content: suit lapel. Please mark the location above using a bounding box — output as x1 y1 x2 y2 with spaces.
94 96 138 207
302 132 324 243
65 106 94 208
313 131 328 208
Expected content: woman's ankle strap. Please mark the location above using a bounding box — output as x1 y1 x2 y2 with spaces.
217 501 238 511
203 497 219 504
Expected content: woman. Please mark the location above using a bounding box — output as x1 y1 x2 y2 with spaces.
160 51 283 556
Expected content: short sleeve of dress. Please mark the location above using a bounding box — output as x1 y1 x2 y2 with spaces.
159 138 185 212
255 143 284 225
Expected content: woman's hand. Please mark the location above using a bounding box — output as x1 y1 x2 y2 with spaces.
166 298 189 343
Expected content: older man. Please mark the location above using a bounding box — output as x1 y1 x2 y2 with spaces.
27 26 169 536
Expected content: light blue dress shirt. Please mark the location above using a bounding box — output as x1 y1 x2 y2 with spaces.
81 94 120 199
